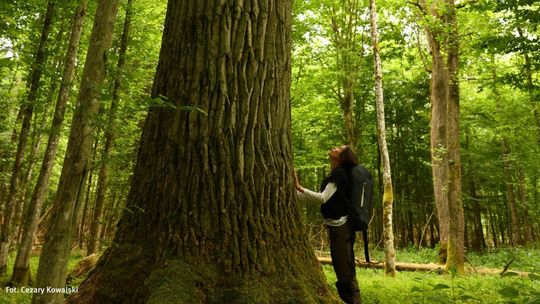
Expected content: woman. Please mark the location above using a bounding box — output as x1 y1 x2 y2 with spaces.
294 145 361 304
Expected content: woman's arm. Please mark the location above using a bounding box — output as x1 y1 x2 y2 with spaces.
297 182 337 204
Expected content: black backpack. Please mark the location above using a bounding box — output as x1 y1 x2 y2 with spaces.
348 165 374 262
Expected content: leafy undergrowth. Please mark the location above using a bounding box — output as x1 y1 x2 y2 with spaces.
0 251 84 304
324 265 540 304
368 245 540 273
323 246 540 304
1 247 539 303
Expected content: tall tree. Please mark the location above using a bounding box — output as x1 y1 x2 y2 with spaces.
87 0 133 256
69 0 335 303
414 0 464 271
328 0 364 152
413 0 450 263
10 0 87 286
369 0 396 277
0 0 56 277
443 0 464 274
414 0 465 272
32 0 120 302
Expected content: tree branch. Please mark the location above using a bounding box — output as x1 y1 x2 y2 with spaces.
407 1 427 15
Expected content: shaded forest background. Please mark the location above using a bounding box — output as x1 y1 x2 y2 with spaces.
0 0 539 296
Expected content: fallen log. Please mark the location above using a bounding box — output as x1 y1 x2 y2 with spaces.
317 257 530 277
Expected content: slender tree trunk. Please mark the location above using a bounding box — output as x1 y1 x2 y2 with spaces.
534 176 539 242
517 28 540 144
13 94 51 246
488 204 498 247
329 0 361 152
370 0 396 277
0 0 55 277
77 136 99 249
491 55 521 247
0 62 23 206
14 18 67 247
444 0 464 273
419 0 464 270
87 0 133 255
101 191 117 243
429 217 436 248
501 145 521 246
465 130 486 251
69 1 336 303
343 82 357 148
32 0 119 302
416 0 450 261
11 0 87 286
425 22 450 265
518 170 533 245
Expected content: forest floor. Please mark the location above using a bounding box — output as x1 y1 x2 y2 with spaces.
0 247 539 303
323 246 540 304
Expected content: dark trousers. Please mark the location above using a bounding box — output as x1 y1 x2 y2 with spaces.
328 220 361 304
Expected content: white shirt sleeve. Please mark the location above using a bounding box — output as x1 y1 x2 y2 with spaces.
296 182 337 204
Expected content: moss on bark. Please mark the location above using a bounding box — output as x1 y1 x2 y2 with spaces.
145 259 338 304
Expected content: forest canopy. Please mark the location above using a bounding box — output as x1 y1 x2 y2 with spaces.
0 0 539 303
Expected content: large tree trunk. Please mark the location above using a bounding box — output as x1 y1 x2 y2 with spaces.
10 0 87 286
370 0 396 277
31 0 119 303
87 0 132 256
69 1 336 303
0 0 55 277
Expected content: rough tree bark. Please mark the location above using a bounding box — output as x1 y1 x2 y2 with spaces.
0 0 55 277
31 0 119 303
68 1 336 303
369 0 396 277
422 1 450 264
10 0 87 286
417 0 464 271
444 0 464 273
87 0 133 256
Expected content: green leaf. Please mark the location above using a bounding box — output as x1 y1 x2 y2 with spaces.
529 273 540 281
525 297 540 304
0 57 11 66
498 287 520 298
178 105 208 116
502 272 520 278
460 294 479 302
432 283 451 291
448 265 458 278
411 286 423 293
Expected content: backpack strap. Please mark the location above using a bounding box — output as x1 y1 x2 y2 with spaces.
362 229 370 263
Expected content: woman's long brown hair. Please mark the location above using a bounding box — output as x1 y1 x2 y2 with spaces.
339 146 358 169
